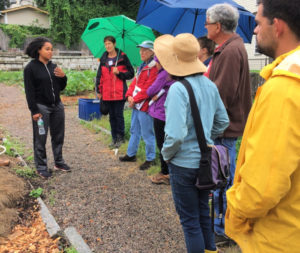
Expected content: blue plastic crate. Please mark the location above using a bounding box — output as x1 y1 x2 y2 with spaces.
78 98 101 121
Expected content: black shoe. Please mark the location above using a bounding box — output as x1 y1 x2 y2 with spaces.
54 163 71 172
215 234 235 247
119 154 136 162
139 160 155 170
37 170 52 179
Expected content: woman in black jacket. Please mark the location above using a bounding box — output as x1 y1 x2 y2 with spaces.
24 37 70 179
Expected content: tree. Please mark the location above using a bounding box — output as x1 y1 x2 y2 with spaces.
46 0 140 48
0 0 10 10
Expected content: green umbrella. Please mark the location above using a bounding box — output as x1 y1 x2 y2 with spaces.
81 15 155 67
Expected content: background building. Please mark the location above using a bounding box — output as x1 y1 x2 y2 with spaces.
235 0 270 70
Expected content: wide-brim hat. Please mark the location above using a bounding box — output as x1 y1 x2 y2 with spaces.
154 33 207 76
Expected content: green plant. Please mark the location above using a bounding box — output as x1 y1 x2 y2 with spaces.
62 70 96 96
0 24 48 48
0 71 23 86
15 167 36 178
2 135 25 157
64 246 78 253
49 189 57 206
26 155 34 162
2 137 15 156
29 187 43 198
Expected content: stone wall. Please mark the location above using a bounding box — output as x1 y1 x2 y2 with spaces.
0 52 99 71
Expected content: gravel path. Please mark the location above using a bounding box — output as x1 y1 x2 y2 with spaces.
0 83 185 253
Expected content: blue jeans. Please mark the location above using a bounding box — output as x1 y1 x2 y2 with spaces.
169 163 216 253
213 137 237 236
127 109 156 161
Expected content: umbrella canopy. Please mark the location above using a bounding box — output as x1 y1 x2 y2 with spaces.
136 0 256 43
81 15 155 66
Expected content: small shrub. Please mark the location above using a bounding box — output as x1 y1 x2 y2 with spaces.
64 246 78 253
63 70 96 96
15 167 36 178
29 187 43 198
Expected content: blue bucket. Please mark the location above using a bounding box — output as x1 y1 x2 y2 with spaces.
78 98 101 121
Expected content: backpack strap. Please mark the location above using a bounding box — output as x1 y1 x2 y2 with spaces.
179 79 210 155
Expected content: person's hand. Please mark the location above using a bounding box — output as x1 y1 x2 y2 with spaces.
112 67 119 75
54 67 65 77
97 93 102 99
127 96 135 108
32 113 42 121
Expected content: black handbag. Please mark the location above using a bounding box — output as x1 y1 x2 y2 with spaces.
100 99 109 115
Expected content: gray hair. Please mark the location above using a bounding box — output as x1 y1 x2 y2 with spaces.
206 3 239 33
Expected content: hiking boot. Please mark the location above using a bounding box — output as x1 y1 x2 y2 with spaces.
139 160 155 170
119 154 136 162
150 173 170 185
37 170 52 179
54 164 71 172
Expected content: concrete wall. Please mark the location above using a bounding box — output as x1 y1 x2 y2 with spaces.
0 52 99 71
1 8 50 28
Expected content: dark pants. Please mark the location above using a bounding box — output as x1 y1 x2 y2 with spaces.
153 118 168 175
106 100 126 142
32 102 65 171
169 163 216 253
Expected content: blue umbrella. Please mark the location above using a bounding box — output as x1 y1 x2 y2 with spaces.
136 0 256 43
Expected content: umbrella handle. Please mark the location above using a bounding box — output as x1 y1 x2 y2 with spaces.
115 49 120 67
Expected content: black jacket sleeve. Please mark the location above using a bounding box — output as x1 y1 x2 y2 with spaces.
95 63 102 94
24 64 39 115
58 75 68 91
116 54 134 81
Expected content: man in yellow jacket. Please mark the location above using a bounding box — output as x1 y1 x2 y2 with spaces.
225 0 300 252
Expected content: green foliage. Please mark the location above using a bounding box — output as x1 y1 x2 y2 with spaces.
46 0 139 48
29 187 44 198
63 70 96 96
2 137 15 156
15 167 36 178
1 70 97 96
64 247 78 253
0 24 48 48
49 189 56 206
0 71 23 86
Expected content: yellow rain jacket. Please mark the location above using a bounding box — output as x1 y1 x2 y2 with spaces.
225 46 300 253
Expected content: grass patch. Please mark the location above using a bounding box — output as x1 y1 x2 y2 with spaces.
48 189 57 206
15 166 36 178
0 71 23 86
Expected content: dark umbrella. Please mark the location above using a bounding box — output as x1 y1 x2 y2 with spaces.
136 0 256 43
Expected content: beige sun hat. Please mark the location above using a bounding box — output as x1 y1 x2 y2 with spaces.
154 33 207 76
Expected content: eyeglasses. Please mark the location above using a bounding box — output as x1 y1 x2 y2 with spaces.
205 22 217 26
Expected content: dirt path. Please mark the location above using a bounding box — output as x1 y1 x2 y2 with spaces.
0 83 185 252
